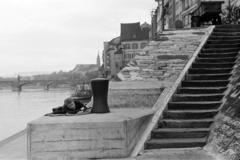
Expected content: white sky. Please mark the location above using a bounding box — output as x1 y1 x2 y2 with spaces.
0 0 157 77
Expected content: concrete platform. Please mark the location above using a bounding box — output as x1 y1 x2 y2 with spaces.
27 108 154 160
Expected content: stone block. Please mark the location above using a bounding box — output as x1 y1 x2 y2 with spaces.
27 109 154 159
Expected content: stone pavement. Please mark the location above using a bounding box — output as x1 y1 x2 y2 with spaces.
0 132 27 160
136 148 216 160
0 132 217 160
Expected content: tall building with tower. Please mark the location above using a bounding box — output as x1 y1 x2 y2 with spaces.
97 52 101 68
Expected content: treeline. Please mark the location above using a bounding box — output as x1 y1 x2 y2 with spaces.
33 70 99 81
0 70 99 82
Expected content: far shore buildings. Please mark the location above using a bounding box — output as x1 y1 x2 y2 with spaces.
72 53 101 77
103 22 150 77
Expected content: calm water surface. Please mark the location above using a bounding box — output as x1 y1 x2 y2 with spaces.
0 88 74 141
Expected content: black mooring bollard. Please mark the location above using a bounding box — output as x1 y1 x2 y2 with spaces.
91 78 110 113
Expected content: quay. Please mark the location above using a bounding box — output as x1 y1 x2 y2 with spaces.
1 25 240 160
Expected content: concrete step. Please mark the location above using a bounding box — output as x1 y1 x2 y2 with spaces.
198 52 238 58
178 87 227 94
181 80 230 87
192 62 235 68
186 73 232 80
207 39 240 44
214 28 240 32
195 57 237 63
145 137 207 149
172 94 224 102
209 36 240 40
204 44 240 49
215 25 240 29
201 48 240 53
163 109 219 119
211 32 240 36
168 101 222 110
151 128 209 139
159 119 214 128
188 68 233 74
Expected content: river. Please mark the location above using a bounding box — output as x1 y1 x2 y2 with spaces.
0 88 75 141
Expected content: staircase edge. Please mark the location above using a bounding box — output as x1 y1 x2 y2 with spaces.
129 25 216 158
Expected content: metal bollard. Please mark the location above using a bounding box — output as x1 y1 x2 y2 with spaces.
91 78 110 113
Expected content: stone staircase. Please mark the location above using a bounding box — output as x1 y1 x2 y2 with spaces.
145 25 240 149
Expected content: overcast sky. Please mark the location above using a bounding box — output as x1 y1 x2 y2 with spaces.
0 0 156 77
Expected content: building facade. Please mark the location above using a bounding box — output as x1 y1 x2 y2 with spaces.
120 22 150 65
103 37 123 77
153 0 231 32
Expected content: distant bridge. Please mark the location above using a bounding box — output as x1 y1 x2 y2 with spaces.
0 80 88 91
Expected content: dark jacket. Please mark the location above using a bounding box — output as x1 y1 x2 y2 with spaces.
52 101 87 114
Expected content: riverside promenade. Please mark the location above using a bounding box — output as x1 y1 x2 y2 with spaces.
0 117 215 160
0 26 222 159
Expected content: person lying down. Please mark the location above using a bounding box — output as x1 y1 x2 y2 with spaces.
45 98 91 116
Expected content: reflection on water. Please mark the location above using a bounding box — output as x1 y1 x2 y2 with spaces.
0 88 74 141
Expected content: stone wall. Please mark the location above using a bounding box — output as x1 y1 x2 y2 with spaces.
112 27 211 82
205 114 240 160
204 55 240 160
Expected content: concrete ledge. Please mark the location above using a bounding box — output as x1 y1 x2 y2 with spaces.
27 108 154 159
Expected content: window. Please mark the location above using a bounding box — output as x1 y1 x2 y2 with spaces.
176 14 179 21
188 15 191 25
191 0 196 5
125 54 131 60
176 1 179 10
183 16 187 26
169 17 173 27
169 5 173 15
132 43 138 49
133 53 139 58
141 43 146 49
133 32 137 38
189 0 192 7
124 44 130 49
184 0 189 10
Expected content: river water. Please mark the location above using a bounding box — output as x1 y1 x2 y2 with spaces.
0 88 74 141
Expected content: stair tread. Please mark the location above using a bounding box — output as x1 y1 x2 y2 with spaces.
169 101 222 104
153 128 210 132
189 68 233 70
183 80 230 82
187 73 232 76
180 87 227 89
210 36 240 38
193 62 235 64
174 94 224 96
166 109 219 113
162 119 215 122
199 51 239 54
197 57 237 59
147 137 207 143
207 40 240 43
